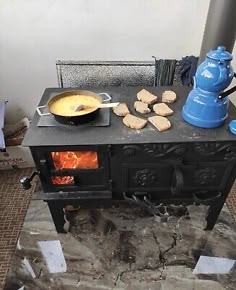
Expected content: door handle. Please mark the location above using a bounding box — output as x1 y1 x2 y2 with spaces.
20 171 40 190
171 166 184 195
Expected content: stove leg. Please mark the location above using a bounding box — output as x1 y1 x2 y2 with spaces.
205 197 225 231
47 201 66 233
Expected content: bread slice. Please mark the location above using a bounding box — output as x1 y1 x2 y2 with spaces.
162 90 177 103
134 101 151 114
153 103 173 116
113 103 130 116
123 114 148 129
148 116 171 132
137 89 157 105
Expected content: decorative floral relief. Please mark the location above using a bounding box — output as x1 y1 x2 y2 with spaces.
123 145 141 156
193 143 236 159
143 144 186 157
194 168 217 185
193 143 223 155
224 145 236 160
133 169 157 186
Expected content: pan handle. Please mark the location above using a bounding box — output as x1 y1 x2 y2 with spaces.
98 93 112 102
36 105 51 116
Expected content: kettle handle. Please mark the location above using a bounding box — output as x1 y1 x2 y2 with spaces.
218 73 236 99
214 62 228 87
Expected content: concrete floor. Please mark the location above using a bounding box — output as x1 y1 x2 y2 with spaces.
4 199 236 290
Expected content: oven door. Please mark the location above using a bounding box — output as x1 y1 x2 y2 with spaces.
32 146 110 192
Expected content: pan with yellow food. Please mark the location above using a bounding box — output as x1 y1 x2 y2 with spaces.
36 90 111 125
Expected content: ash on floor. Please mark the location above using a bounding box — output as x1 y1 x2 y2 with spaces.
4 200 236 290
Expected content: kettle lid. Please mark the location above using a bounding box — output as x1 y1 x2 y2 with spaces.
207 46 232 61
229 120 236 135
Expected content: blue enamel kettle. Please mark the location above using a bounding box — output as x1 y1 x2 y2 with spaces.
182 46 236 128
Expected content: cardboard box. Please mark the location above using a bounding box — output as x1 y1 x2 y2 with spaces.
0 146 34 169
0 118 34 169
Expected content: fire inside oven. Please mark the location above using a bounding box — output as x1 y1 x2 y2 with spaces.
51 151 98 185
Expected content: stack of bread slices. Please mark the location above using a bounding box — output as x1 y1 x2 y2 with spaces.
113 89 177 132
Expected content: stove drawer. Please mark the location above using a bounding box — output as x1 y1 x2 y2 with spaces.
120 161 234 193
121 163 173 191
181 161 234 192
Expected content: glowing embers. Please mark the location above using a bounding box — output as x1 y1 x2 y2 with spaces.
51 151 98 185
52 176 74 185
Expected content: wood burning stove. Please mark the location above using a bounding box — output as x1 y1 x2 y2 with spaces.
31 147 110 193
21 87 236 233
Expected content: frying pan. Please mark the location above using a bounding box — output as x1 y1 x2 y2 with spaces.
36 90 111 125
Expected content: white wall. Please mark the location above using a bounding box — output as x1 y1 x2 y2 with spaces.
0 0 226 123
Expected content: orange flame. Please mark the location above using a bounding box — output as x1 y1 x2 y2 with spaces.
51 151 98 184
52 176 74 185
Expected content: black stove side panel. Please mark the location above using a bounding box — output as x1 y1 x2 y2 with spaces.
30 142 236 204
110 143 236 202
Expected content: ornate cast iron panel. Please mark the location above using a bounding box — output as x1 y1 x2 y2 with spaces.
194 168 217 186
143 143 186 158
192 142 236 161
133 169 158 187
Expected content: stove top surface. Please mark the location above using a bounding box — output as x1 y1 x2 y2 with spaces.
23 86 236 147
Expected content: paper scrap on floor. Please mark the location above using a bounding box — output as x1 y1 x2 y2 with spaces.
17 239 22 250
193 255 235 274
38 240 67 273
22 257 36 278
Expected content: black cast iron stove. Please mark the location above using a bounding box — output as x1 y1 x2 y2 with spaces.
21 86 236 233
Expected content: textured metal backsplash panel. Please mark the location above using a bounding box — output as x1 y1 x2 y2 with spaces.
56 61 156 88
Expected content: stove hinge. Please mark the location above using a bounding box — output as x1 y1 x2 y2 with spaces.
107 145 113 190
109 179 113 190
108 144 113 157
